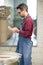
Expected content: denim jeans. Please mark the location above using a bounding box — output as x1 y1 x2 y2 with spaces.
16 35 33 65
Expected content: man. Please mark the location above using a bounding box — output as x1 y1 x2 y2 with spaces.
10 3 33 65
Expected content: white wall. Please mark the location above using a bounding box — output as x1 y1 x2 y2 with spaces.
27 0 37 19
0 0 4 6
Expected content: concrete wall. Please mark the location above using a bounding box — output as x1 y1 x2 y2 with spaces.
32 0 43 65
37 0 43 44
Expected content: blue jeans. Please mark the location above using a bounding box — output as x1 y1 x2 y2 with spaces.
16 35 33 65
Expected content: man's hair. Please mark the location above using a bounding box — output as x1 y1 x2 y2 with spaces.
16 3 28 12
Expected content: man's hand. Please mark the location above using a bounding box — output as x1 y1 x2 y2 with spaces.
10 27 20 33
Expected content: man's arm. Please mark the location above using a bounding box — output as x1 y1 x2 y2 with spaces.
19 19 33 37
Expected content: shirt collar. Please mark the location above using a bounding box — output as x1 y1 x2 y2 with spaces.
24 14 29 19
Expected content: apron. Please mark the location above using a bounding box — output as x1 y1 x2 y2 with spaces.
16 15 33 54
